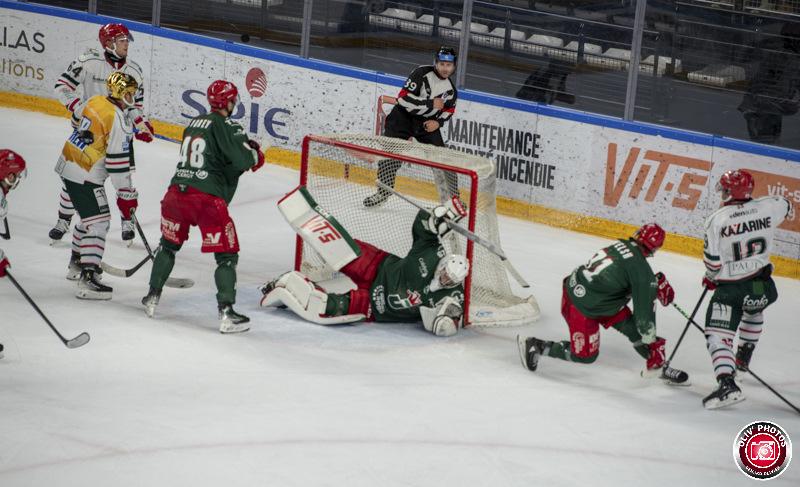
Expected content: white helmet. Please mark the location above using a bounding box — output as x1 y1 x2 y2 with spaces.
429 254 469 291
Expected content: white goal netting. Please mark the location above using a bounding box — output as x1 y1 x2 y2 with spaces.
297 134 539 326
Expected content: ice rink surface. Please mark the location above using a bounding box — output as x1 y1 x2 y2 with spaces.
0 108 798 486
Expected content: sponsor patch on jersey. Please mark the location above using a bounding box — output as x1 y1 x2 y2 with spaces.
372 285 385 314
175 168 194 179
418 258 429 278
742 294 769 311
573 284 586 297
728 259 760 277
196 170 209 180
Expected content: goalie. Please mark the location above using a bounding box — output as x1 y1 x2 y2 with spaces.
260 187 469 336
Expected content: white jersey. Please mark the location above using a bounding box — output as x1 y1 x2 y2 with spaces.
703 196 791 282
54 48 146 121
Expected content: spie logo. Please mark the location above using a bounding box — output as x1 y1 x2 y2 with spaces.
604 143 712 210
301 215 342 244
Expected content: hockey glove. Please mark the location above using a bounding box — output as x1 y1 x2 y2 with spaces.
133 116 154 143
247 139 266 172
428 196 467 237
116 188 139 220
702 275 717 291
0 249 9 278
77 130 94 146
646 337 666 371
655 272 674 306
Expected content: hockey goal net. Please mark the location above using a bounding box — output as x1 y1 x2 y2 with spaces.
296 133 539 326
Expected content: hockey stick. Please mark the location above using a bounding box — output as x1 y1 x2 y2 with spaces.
101 254 151 278
130 212 194 289
0 217 9 240
5 271 90 349
662 288 708 372
672 301 800 415
376 181 531 289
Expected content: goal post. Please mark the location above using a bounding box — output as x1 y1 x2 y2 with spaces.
295 133 540 327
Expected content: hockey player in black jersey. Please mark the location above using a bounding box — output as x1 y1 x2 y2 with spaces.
364 46 460 208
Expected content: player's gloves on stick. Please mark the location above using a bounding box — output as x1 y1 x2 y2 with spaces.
646 337 666 371
428 196 467 237
116 188 139 220
77 130 94 146
133 116 154 143
702 275 717 291
247 139 265 172
655 272 674 306
0 249 9 278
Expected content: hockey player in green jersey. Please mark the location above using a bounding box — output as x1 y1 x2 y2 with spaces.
141 79 265 333
518 223 687 383
699 169 792 410
260 187 469 336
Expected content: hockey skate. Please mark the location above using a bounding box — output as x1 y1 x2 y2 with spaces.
363 189 390 208
517 335 548 372
121 219 135 247
736 342 755 372
76 264 112 300
66 251 82 281
703 373 745 410
141 287 162 318
219 304 250 334
49 217 70 243
659 366 691 386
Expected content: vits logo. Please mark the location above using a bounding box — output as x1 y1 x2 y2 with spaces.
300 215 342 244
604 143 712 210
181 67 290 141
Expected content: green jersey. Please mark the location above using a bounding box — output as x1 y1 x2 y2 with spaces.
171 112 257 203
566 238 658 338
370 211 464 322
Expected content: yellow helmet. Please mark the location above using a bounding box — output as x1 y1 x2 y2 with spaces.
106 71 138 106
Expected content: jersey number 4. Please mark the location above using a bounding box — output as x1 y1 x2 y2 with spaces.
179 136 206 168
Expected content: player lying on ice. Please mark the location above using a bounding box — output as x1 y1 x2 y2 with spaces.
260 187 469 336
517 223 690 385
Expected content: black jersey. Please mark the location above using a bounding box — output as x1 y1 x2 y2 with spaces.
394 65 457 124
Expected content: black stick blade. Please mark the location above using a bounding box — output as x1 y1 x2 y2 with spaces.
66 332 90 349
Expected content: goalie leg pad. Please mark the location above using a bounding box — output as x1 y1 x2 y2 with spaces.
260 271 364 325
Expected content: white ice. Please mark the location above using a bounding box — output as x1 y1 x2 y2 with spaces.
0 108 798 486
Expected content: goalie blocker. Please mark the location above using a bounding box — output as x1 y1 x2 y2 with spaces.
260 186 469 336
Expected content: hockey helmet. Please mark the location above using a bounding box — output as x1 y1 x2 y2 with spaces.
207 80 240 111
633 223 665 256
435 46 457 64
106 71 138 107
716 169 754 203
430 254 469 291
99 23 132 48
0 149 27 192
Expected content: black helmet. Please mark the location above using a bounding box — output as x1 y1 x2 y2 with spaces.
435 46 457 64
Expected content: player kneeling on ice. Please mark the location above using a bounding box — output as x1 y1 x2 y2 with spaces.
54 71 140 300
517 223 688 384
0 149 28 358
260 187 468 336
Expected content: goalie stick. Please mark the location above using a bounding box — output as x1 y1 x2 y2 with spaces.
101 213 194 289
6 271 90 349
376 181 531 289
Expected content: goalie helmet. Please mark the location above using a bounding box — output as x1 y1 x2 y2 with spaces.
430 254 469 291
0 149 27 193
106 71 138 107
207 80 240 112
716 169 754 203
632 223 665 256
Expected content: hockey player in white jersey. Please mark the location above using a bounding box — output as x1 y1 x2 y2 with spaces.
49 23 152 245
0 149 28 359
700 169 792 410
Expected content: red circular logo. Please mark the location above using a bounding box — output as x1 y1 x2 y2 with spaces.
245 67 267 98
733 421 792 481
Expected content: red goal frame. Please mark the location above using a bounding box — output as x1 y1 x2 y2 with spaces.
297 134 480 325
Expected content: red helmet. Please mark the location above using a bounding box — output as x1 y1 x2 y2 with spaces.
0 149 27 193
207 80 239 111
99 23 132 48
633 223 665 255
716 169 754 203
